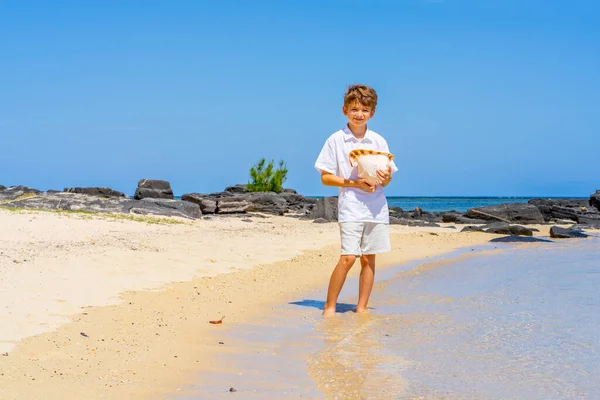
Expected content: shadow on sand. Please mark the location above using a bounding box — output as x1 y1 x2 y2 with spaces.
289 300 362 313
490 235 554 243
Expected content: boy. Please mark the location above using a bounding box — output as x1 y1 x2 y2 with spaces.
314 84 398 317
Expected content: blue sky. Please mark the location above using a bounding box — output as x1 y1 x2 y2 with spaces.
1 0 598 197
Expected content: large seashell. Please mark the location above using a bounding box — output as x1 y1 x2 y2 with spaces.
349 149 394 186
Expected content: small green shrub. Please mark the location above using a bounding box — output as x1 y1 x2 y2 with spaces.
247 158 288 193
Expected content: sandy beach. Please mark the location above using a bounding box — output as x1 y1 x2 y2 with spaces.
0 208 553 400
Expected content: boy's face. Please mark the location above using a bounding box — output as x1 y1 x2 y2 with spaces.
343 101 375 128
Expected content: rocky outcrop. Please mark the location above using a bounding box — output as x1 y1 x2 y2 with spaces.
590 191 600 210
466 203 544 225
180 187 316 216
278 192 317 211
0 186 42 201
2 182 319 219
390 208 444 223
389 216 440 227
441 212 487 225
550 226 589 239
64 187 126 197
216 198 253 214
180 194 217 214
577 214 600 227
528 198 597 222
0 192 201 219
134 179 174 200
130 198 201 219
241 192 288 216
309 197 338 222
0 184 5 190
483 222 535 236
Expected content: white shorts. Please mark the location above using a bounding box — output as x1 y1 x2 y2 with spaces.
339 222 391 256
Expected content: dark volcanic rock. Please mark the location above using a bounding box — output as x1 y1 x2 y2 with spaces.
137 179 172 191
482 222 512 234
64 187 126 198
550 226 589 239
456 216 488 224
389 216 405 225
389 217 440 227
0 186 42 201
225 184 248 193
419 211 443 223
130 198 201 219
217 198 253 214
0 184 5 190
310 197 338 221
466 203 544 225
483 222 534 236
590 192 600 210
569 223 600 230
181 194 217 214
205 191 235 199
528 198 594 222
134 179 174 200
576 214 600 227
134 188 174 200
0 192 201 219
282 188 297 194
509 225 536 236
461 225 485 232
278 192 308 208
442 212 487 225
183 189 315 216
242 192 288 215
441 212 462 223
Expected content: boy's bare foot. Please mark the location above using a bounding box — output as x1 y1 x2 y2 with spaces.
322 307 336 317
355 307 369 313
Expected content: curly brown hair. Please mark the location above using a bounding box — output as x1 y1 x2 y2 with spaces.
343 84 378 109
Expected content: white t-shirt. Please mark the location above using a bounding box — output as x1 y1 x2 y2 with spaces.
315 127 398 223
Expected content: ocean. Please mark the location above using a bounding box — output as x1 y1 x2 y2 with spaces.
174 236 600 399
385 197 535 213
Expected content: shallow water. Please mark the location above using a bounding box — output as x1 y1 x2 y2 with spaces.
175 237 600 399
310 237 600 399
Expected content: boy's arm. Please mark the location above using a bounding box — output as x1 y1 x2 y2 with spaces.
321 171 375 193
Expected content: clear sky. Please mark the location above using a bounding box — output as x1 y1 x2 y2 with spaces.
1 0 598 197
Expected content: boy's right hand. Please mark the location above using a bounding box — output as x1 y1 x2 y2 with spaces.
354 179 376 193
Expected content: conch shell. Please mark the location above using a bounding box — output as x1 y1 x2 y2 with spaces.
349 149 394 186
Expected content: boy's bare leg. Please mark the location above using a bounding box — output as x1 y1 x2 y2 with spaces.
323 255 357 317
356 254 376 313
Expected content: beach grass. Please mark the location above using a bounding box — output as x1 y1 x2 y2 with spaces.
0 192 38 204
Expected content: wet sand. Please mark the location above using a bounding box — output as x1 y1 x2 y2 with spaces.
0 208 552 400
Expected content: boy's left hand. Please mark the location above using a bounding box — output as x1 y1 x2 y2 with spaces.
376 166 392 187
